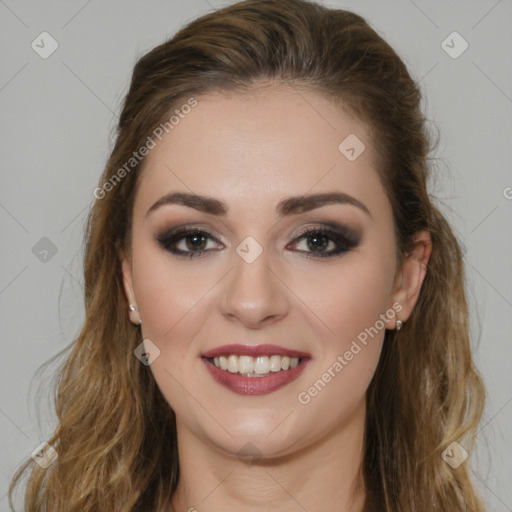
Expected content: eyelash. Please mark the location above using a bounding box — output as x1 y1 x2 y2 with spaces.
155 225 360 260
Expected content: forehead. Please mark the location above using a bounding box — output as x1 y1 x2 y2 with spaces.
134 85 389 219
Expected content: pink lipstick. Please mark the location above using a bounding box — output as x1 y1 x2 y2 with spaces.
201 344 311 396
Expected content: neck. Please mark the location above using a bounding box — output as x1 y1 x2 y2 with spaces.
170 399 368 512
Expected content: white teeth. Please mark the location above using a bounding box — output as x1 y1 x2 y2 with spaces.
254 356 270 374
238 355 255 373
211 354 302 374
269 355 281 372
227 355 238 373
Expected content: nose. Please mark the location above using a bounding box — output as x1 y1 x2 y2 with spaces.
220 246 290 328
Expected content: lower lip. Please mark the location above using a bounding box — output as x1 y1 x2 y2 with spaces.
202 357 310 396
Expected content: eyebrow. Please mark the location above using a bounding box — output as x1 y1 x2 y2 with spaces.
147 191 371 218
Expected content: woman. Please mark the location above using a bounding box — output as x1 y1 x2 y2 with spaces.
9 0 486 510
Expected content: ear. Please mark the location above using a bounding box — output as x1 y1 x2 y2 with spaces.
386 231 432 329
120 251 142 325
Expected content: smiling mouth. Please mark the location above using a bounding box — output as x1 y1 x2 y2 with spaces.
201 355 310 396
206 354 302 377
201 344 311 395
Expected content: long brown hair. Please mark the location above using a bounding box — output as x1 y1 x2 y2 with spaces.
10 0 486 510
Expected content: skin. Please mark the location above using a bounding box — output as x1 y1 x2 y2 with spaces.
121 85 432 512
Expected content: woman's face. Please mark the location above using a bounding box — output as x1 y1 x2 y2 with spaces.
122 86 406 458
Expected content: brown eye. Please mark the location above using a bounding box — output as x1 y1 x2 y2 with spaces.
302 232 331 252
156 229 223 258
288 226 360 258
184 232 208 251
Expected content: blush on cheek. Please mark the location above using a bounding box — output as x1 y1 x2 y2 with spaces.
299 270 391 349
132 253 211 338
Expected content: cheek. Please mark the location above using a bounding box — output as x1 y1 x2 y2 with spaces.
289 254 394 416
131 250 220 413
288 252 395 348
129 240 218 351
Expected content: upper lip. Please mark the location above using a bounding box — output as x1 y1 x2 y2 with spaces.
201 344 311 359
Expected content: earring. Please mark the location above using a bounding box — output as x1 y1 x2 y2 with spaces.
128 304 142 326
396 319 403 331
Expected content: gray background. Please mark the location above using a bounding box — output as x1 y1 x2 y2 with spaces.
1 0 511 509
